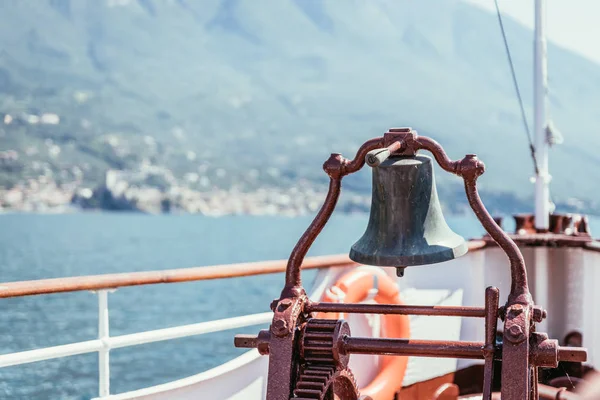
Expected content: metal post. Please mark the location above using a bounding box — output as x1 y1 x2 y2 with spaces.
97 290 110 397
483 287 500 400
534 0 550 230
533 248 549 333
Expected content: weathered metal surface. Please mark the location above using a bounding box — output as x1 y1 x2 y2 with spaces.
294 319 361 400
501 303 532 400
234 330 271 355
464 178 530 299
306 302 486 318
513 212 592 238
515 214 537 234
573 215 591 236
294 366 360 400
300 319 351 368
0 244 487 300
266 294 307 400
235 128 589 399
0 254 357 298
342 337 486 359
349 155 467 266
485 232 593 248
483 287 500 400
550 214 573 234
284 138 383 291
265 137 386 400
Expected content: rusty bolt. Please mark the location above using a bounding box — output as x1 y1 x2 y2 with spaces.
532 306 547 323
272 319 288 337
506 324 526 343
277 299 292 312
508 304 524 316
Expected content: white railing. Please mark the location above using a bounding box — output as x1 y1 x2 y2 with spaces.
0 255 361 398
0 289 273 398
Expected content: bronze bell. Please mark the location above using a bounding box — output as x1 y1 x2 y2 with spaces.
349 154 467 273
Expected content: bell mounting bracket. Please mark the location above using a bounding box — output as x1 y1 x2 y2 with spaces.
234 127 587 400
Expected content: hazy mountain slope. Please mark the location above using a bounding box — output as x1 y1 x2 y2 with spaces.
1 0 599 208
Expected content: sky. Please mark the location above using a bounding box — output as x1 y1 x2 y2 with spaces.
465 0 600 65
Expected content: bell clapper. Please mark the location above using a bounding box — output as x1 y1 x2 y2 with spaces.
396 267 405 277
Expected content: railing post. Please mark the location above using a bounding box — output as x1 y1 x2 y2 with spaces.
97 290 110 397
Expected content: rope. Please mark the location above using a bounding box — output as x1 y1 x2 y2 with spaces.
494 0 540 175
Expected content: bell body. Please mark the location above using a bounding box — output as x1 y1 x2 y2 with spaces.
350 155 467 267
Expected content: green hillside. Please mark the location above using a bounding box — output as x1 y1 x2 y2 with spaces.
1 0 599 213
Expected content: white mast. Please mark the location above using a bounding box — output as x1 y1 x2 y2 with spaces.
534 0 550 230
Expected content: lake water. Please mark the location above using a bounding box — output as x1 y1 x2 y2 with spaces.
0 213 595 399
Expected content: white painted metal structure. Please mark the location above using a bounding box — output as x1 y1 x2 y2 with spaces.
534 0 551 230
0 290 273 397
92 265 469 400
2 247 598 399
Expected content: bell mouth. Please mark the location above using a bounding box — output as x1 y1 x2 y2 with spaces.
349 238 468 267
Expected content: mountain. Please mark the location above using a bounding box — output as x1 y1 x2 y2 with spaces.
1 0 599 213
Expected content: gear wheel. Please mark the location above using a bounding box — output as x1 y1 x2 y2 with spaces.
293 365 360 400
294 319 361 400
300 318 350 368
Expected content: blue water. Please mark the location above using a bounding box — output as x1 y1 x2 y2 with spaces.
0 212 592 399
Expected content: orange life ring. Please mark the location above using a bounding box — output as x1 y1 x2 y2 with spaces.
318 268 410 400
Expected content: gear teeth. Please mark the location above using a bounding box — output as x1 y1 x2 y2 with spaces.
302 319 337 366
293 366 360 400
294 319 359 400
293 366 335 399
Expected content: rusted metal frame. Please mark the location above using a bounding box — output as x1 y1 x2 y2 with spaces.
400 130 535 399
512 213 592 236
0 239 486 299
531 366 539 400
483 287 500 400
274 131 468 399
276 129 543 400
501 304 532 400
283 177 343 295
0 255 357 299
412 136 462 174
462 165 533 399
342 337 486 359
266 294 307 400
485 233 593 249
271 137 383 400
284 129 530 300
462 168 529 300
284 137 383 293
392 129 530 300
306 302 486 318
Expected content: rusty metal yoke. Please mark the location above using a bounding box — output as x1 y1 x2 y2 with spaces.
234 128 588 400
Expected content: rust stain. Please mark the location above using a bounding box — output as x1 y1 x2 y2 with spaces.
234 128 589 399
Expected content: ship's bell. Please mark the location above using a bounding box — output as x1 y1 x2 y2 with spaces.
349 155 467 271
